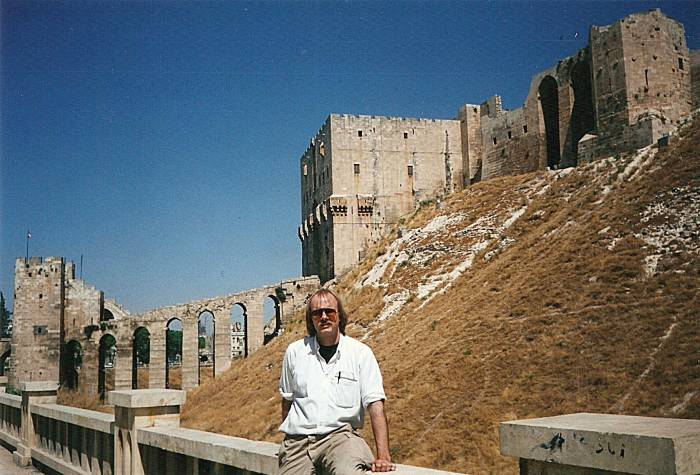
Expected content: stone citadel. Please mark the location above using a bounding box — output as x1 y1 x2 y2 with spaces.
4 8 698 397
299 9 698 282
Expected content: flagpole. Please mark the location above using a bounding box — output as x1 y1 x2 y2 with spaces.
26 230 30 262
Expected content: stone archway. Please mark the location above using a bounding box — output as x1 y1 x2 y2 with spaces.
263 295 281 345
165 318 182 389
98 334 117 399
62 340 82 389
197 311 215 384
230 303 247 358
569 60 596 161
132 327 150 389
101 308 114 322
0 349 11 377
539 75 561 169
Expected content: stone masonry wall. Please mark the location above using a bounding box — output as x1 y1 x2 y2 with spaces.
590 9 691 158
618 10 691 127
457 104 483 183
692 50 700 110
300 118 333 281
63 278 103 394
9 257 66 388
300 114 464 281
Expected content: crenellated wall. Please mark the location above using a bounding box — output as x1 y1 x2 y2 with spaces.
300 9 694 283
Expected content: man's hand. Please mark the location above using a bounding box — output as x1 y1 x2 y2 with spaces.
368 400 395 472
371 457 396 472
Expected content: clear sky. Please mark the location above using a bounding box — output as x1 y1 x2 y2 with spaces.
1 1 697 313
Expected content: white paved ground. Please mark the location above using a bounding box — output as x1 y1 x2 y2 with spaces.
0 446 42 474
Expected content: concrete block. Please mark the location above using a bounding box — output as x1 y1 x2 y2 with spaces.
108 389 186 408
500 412 700 475
19 381 58 393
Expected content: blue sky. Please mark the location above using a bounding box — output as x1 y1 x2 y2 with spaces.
1 1 697 313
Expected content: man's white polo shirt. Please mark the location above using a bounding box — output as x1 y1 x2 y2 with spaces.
279 334 386 435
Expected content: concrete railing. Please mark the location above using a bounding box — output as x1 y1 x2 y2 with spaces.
9 381 116 475
5 385 699 475
32 401 115 474
0 390 21 448
0 384 463 474
500 412 700 475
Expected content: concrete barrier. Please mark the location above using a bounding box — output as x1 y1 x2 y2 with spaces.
500 412 700 475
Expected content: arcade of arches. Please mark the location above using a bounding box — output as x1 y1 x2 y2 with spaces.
46 276 320 397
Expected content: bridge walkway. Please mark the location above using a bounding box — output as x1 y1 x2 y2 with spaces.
0 445 42 474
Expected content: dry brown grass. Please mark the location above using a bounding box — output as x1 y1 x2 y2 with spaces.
57 388 113 414
182 122 700 473
167 367 182 389
134 367 149 389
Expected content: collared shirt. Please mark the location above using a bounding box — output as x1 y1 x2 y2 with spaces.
279 334 386 435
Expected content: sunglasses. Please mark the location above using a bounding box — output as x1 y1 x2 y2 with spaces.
310 308 338 320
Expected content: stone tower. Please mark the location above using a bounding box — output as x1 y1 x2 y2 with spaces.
9 257 70 388
589 9 692 156
299 114 464 282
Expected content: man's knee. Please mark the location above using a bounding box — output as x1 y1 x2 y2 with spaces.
321 433 373 475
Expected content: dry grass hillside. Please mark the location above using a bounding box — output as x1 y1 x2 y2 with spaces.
182 120 700 474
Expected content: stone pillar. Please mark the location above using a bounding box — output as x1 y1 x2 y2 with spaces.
114 340 133 390
13 381 58 467
213 309 231 377
181 319 198 390
108 389 186 475
247 299 264 356
148 323 166 389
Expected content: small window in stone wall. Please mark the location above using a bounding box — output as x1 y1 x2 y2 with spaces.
407 165 414 176
354 163 360 174
493 137 497 145
357 130 363 137
403 132 408 139
33 325 48 336
508 131 512 140
678 58 684 70
523 125 528 134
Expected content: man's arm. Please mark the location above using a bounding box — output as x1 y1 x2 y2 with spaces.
281 398 291 424
368 400 395 472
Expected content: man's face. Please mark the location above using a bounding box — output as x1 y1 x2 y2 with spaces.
309 293 340 344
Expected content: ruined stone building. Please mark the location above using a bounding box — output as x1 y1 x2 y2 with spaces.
299 9 697 282
8 256 319 394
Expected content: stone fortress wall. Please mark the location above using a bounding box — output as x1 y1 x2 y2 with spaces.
299 9 698 282
300 114 463 282
8 256 320 394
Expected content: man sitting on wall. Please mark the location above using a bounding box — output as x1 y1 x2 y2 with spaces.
278 289 395 474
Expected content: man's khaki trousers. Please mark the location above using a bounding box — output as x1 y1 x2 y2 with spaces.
278 424 374 475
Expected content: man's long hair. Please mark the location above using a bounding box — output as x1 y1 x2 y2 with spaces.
305 288 347 337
